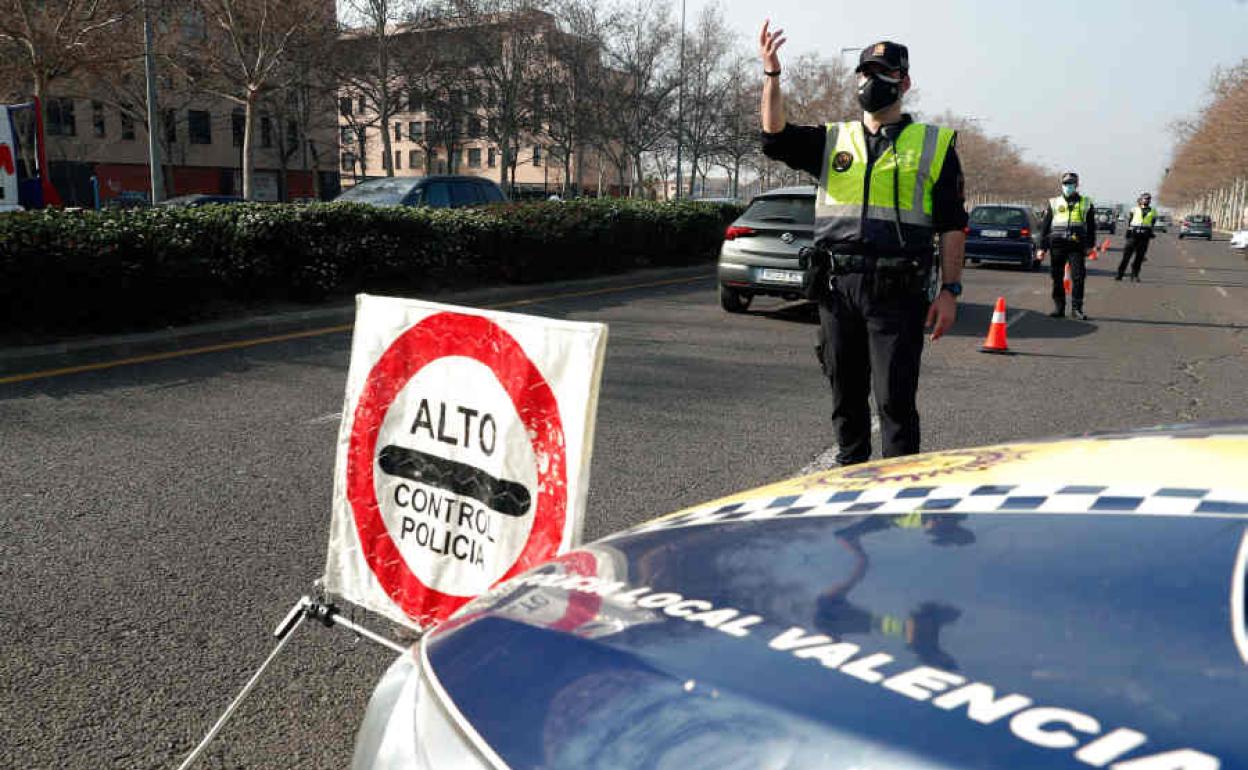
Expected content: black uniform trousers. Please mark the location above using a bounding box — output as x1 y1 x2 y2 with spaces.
817 272 929 466
1118 234 1150 279
1049 240 1087 311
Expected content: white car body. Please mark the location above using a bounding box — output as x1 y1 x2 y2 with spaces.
1230 230 1248 250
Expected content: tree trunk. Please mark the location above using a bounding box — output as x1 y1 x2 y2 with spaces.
242 91 257 200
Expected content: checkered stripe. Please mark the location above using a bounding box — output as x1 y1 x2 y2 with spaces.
621 483 1248 536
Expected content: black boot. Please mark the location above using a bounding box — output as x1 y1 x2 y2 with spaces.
1072 307 1089 320
1049 304 1065 318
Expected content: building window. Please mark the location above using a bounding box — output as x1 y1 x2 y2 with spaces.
342 152 355 171
407 91 421 112
533 145 542 166
163 108 177 144
341 126 354 145
394 150 402 170
487 147 496 168
467 116 482 138
46 98 76 136
358 95 367 114
408 149 421 169
408 121 422 140
287 119 298 149
425 121 436 142
393 122 401 141
120 106 136 141
260 116 272 148
232 109 245 147
467 148 481 167
91 101 106 137
339 96 353 116
188 109 212 144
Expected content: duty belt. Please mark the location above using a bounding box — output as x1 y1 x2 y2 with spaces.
830 254 926 275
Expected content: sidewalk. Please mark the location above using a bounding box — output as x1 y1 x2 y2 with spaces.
0 264 715 379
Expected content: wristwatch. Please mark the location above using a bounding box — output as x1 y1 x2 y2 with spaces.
939 281 963 298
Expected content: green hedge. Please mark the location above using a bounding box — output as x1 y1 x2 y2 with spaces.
0 199 741 336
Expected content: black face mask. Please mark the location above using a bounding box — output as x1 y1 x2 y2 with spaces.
857 74 901 113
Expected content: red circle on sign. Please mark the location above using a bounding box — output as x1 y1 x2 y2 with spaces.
346 311 568 625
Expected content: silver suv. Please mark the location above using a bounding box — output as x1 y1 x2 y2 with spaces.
716 186 815 313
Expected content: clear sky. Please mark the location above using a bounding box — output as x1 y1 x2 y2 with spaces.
688 0 1248 206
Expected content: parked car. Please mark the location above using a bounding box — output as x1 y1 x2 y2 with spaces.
716 186 815 313
1155 213 1172 233
1179 214 1214 240
964 204 1038 270
352 424 1248 770
1231 229 1248 251
1094 206 1117 235
157 194 246 207
335 175 507 208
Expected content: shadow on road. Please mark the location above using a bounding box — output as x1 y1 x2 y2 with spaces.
1091 316 1248 331
949 302 1097 340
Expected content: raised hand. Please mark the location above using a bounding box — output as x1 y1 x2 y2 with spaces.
759 19 786 71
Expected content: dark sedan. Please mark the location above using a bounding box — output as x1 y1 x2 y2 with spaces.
964 204 1039 270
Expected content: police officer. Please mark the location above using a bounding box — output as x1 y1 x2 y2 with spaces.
1116 192 1156 282
1037 172 1096 320
758 22 967 465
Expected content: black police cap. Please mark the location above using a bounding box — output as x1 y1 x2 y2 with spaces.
856 41 909 74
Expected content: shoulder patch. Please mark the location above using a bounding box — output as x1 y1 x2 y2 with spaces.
832 151 854 173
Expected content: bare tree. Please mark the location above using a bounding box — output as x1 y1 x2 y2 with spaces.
595 0 675 197
185 0 330 199
539 0 609 195
449 0 549 193
708 55 758 199
675 3 730 197
0 0 132 103
335 0 416 178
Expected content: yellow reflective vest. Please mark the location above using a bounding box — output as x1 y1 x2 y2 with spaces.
817 120 956 256
1130 206 1157 227
1049 195 1093 240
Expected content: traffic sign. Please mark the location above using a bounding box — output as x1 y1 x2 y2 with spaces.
324 296 608 630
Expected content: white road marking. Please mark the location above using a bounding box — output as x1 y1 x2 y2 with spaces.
1188 257 1196 264
307 412 342 425
1007 310 1028 329
1200 268 1207 275
1217 286 1229 298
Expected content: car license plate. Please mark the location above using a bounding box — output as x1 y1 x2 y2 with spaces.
758 268 804 285
981 229 1008 238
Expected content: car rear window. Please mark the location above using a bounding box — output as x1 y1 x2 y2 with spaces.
743 196 815 225
970 207 1028 227
1190 215 1211 223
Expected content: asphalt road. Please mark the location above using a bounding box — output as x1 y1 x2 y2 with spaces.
2 232 1246 769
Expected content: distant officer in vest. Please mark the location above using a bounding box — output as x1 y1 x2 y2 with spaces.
1037 172 1097 320
758 23 968 465
1117 192 1157 282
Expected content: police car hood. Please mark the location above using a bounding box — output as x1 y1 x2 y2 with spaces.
422 428 1248 770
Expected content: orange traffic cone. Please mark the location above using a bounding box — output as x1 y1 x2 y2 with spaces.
1089 247 1099 261
1101 238 1111 252
1063 263 1072 294
980 296 1012 354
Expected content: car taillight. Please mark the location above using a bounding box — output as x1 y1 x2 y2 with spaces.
1020 227 1030 237
724 225 756 240
963 226 970 235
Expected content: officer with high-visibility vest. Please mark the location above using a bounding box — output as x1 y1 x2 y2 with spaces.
1117 192 1157 282
758 23 968 465
1037 172 1097 320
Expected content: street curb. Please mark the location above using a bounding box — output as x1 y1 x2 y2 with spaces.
0 264 716 378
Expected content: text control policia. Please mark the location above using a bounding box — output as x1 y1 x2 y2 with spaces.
758 22 969 468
